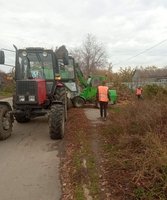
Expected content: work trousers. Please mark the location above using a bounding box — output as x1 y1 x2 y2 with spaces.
137 94 143 99
99 101 108 118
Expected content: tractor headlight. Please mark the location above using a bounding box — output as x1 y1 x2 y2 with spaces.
19 95 25 102
29 95 35 102
55 73 61 80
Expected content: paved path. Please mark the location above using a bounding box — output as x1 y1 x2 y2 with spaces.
0 98 61 200
84 108 105 124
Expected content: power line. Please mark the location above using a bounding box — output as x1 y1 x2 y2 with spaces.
112 38 167 66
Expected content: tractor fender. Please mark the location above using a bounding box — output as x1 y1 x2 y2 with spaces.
0 101 12 111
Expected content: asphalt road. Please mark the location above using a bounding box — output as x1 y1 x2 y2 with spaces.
0 99 62 200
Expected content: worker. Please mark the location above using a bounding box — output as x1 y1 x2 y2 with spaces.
97 81 110 121
87 75 92 86
136 86 143 99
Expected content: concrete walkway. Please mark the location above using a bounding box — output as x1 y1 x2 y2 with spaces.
84 108 104 124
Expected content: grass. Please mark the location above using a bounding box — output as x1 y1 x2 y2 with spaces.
75 185 85 200
0 91 12 98
101 96 167 199
61 87 167 200
72 130 100 199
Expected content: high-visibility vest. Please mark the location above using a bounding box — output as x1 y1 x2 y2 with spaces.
136 88 142 95
98 86 109 102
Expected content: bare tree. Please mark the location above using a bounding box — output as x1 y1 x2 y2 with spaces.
71 34 107 77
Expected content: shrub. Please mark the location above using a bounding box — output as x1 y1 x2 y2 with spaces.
143 84 167 99
107 96 167 199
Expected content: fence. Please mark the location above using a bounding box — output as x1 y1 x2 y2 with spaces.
123 81 167 90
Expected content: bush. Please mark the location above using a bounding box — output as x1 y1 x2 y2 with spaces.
107 96 167 199
1 81 15 93
0 81 14 98
112 83 133 102
143 84 167 99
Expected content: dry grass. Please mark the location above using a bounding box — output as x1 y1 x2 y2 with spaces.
103 96 167 199
60 87 167 200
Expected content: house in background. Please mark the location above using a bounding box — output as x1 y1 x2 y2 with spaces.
132 68 167 88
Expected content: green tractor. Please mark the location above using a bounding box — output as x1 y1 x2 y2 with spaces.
72 64 117 107
57 55 79 108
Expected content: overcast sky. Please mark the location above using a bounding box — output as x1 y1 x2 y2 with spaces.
0 0 167 72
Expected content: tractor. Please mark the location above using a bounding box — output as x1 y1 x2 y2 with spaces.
0 45 75 140
72 63 117 107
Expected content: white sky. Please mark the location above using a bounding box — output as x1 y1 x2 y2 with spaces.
0 0 167 72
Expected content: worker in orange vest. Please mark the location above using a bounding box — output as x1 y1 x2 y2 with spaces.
97 81 110 121
136 86 143 99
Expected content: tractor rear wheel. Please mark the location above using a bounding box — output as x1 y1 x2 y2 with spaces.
73 96 85 108
15 114 30 123
0 105 13 140
49 104 65 140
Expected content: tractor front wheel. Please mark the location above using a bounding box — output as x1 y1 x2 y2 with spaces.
49 104 65 140
73 96 85 108
0 105 13 140
55 87 67 121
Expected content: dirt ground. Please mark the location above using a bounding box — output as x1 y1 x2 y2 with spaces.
60 105 115 200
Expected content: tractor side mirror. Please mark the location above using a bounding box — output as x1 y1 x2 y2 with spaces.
55 45 69 65
0 50 5 64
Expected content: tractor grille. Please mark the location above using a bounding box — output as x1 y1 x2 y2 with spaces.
16 80 37 95
16 80 38 104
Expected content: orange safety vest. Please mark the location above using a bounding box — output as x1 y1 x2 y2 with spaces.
98 86 109 102
136 88 142 95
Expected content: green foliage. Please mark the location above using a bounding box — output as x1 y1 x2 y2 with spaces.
2 84 14 93
0 80 15 98
143 84 167 98
0 83 14 97
134 187 145 199
75 186 85 200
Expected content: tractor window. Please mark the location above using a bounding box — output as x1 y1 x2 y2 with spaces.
18 52 54 80
58 58 75 80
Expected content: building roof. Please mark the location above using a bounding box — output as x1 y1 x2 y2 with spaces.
133 68 167 79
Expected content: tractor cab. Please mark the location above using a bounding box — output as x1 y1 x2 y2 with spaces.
58 56 78 99
17 48 55 80
16 48 57 95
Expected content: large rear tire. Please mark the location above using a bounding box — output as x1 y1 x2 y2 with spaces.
73 96 85 108
0 105 13 140
49 104 65 140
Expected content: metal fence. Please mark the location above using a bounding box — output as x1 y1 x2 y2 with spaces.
123 82 167 90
